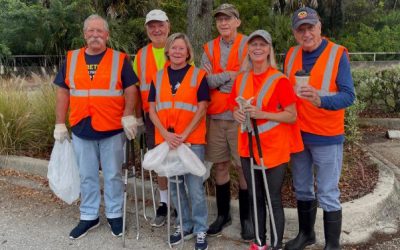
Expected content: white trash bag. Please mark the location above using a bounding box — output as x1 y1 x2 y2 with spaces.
141 141 169 171
47 140 80 204
143 142 206 178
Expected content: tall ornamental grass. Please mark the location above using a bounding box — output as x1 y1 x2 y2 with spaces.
0 74 56 156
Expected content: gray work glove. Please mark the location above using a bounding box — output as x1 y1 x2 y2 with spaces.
121 115 138 140
53 123 70 142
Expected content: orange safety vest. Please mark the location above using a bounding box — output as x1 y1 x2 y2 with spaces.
65 48 126 131
136 44 169 112
284 40 346 136
203 34 247 115
153 66 207 145
235 69 294 168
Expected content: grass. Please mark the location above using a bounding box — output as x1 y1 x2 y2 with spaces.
0 74 56 157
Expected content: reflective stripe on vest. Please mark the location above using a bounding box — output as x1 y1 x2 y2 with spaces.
155 68 200 112
318 44 339 96
285 46 300 77
175 102 198 112
206 41 213 59
286 44 340 97
139 45 151 91
68 49 80 89
68 49 122 97
238 38 247 61
238 72 281 133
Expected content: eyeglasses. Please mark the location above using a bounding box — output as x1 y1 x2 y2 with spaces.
295 24 318 35
215 16 234 23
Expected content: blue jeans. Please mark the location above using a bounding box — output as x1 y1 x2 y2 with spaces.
291 143 343 212
169 144 208 234
72 132 125 220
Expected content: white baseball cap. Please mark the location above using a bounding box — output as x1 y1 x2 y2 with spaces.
145 9 169 25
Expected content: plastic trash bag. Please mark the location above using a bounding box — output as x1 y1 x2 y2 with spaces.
143 142 206 178
141 141 169 171
47 140 80 204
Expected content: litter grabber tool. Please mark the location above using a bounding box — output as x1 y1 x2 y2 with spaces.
122 138 140 247
249 118 278 248
167 175 185 249
139 133 157 221
142 127 206 249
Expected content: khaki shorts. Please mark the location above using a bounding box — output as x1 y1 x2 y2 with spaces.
205 119 241 166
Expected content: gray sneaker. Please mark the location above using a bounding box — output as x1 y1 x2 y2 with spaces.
150 203 167 227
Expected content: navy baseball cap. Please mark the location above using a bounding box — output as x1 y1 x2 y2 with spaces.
292 7 319 30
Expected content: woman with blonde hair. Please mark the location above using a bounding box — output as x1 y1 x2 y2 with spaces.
148 33 210 250
230 30 302 250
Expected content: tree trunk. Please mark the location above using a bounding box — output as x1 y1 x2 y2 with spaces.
186 0 213 65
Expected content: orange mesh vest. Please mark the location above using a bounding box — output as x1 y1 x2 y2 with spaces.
136 44 169 112
235 69 293 168
284 40 346 136
65 48 125 131
203 34 247 115
153 66 207 145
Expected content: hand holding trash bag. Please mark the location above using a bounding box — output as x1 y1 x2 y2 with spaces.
47 140 80 205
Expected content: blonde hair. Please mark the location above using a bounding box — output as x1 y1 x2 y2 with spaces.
241 41 277 72
164 33 194 64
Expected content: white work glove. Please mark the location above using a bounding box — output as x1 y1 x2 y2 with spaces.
53 123 70 142
121 115 138 140
136 117 145 136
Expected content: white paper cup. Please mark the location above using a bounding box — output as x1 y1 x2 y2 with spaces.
295 75 309 96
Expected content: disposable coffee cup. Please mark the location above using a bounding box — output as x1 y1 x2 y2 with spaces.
295 75 309 97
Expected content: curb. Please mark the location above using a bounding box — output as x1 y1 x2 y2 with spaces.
0 152 399 246
358 118 400 130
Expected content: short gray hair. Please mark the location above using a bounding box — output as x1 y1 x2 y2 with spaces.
164 33 194 64
83 14 109 32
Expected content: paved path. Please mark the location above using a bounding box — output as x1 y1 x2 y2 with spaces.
0 175 248 250
347 130 400 250
0 129 399 250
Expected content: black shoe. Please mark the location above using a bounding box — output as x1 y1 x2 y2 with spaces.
194 232 208 250
107 217 123 237
284 200 317 250
69 218 100 240
207 215 232 236
169 226 194 245
323 210 342 250
150 202 168 227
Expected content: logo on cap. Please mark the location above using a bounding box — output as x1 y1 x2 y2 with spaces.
297 11 308 19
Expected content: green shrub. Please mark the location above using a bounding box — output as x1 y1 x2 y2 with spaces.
345 98 365 145
352 66 400 114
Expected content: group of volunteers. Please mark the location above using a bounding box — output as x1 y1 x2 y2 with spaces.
53 2 355 250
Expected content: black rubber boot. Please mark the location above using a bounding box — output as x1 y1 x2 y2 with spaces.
207 181 232 236
284 200 317 250
323 210 342 250
239 189 255 241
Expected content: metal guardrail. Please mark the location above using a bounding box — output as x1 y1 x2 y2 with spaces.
348 52 400 61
